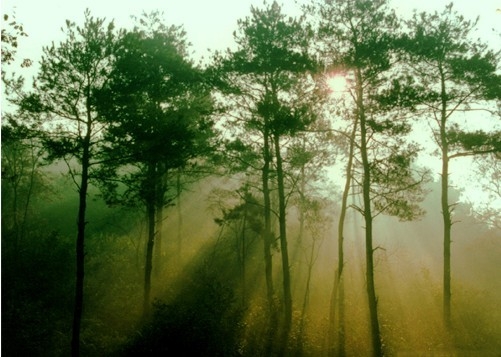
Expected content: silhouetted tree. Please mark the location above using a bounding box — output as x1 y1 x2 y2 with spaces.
311 0 429 355
215 1 319 345
17 11 117 356
95 12 215 316
402 2 501 326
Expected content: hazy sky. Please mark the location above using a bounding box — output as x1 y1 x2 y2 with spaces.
1 0 500 209
2 0 500 65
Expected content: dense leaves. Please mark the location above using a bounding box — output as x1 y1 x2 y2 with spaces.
96 18 215 206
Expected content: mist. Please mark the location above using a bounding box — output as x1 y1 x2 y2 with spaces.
2 165 500 356
2 1 500 356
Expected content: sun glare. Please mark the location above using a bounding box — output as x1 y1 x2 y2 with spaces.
326 75 348 94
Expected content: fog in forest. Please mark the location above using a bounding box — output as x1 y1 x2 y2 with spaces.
2 0 500 356
2 168 500 356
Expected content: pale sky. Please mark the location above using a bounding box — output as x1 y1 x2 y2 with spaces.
2 0 500 67
1 0 500 210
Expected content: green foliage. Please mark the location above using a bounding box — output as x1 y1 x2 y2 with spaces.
403 3 501 103
313 0 429 222
369 145 428 221
374 77 427 112
215 186 264 234
316 0 398 75
215 0 322 184
18 9 117 170
217 0 319 131
230 1 316 75
1 13 32 76
92 15 217 212
447 126 501 153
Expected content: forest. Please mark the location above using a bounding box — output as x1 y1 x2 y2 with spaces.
1 0 500 356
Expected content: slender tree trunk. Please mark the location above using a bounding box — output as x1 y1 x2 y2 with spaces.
439 65 452 327
262 125 277 357
338 267 345 355
329 117 357 357
154 169 167 275
298 138 306 243
299 233 317 354
154 203 164 275
176 168 183 260
241 207 247 304
19 139 37 248
10 149 22 259
71 129 91 357
357 69 383 357
441 152 452 327
274 132 293 339
298 165 305 242
12 175 20 258
143 163 157 316
262 126 275 311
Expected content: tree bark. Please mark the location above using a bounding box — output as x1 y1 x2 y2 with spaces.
143 162 157 316
176 168 183 260
274 132 293 338
241 206 247 303
357 68 383 357
154 169 167 275
71 123 91 357
262 125 275 312
439 64 452 327
154 202 164 276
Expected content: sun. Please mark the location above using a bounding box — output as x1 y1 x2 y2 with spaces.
326 75 348 93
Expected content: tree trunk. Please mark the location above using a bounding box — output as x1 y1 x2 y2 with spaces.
298 138 306 243
298 233 317 356
262 125 278 357
439 65 452 327
274 132 293 339
441 154 452 327
241 207 247 304
154 169 167 275
12 172 20 258
71 129 91 357
154 203 164 276
262 126 275 311
176 168 183 260
329 117 357 357
143 163 157 316
357 68 383 357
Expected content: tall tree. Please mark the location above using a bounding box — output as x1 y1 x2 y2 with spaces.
18 11 117 356
215 1 319 343
311 1 428 355
403 3 501 327
95 12 215 316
